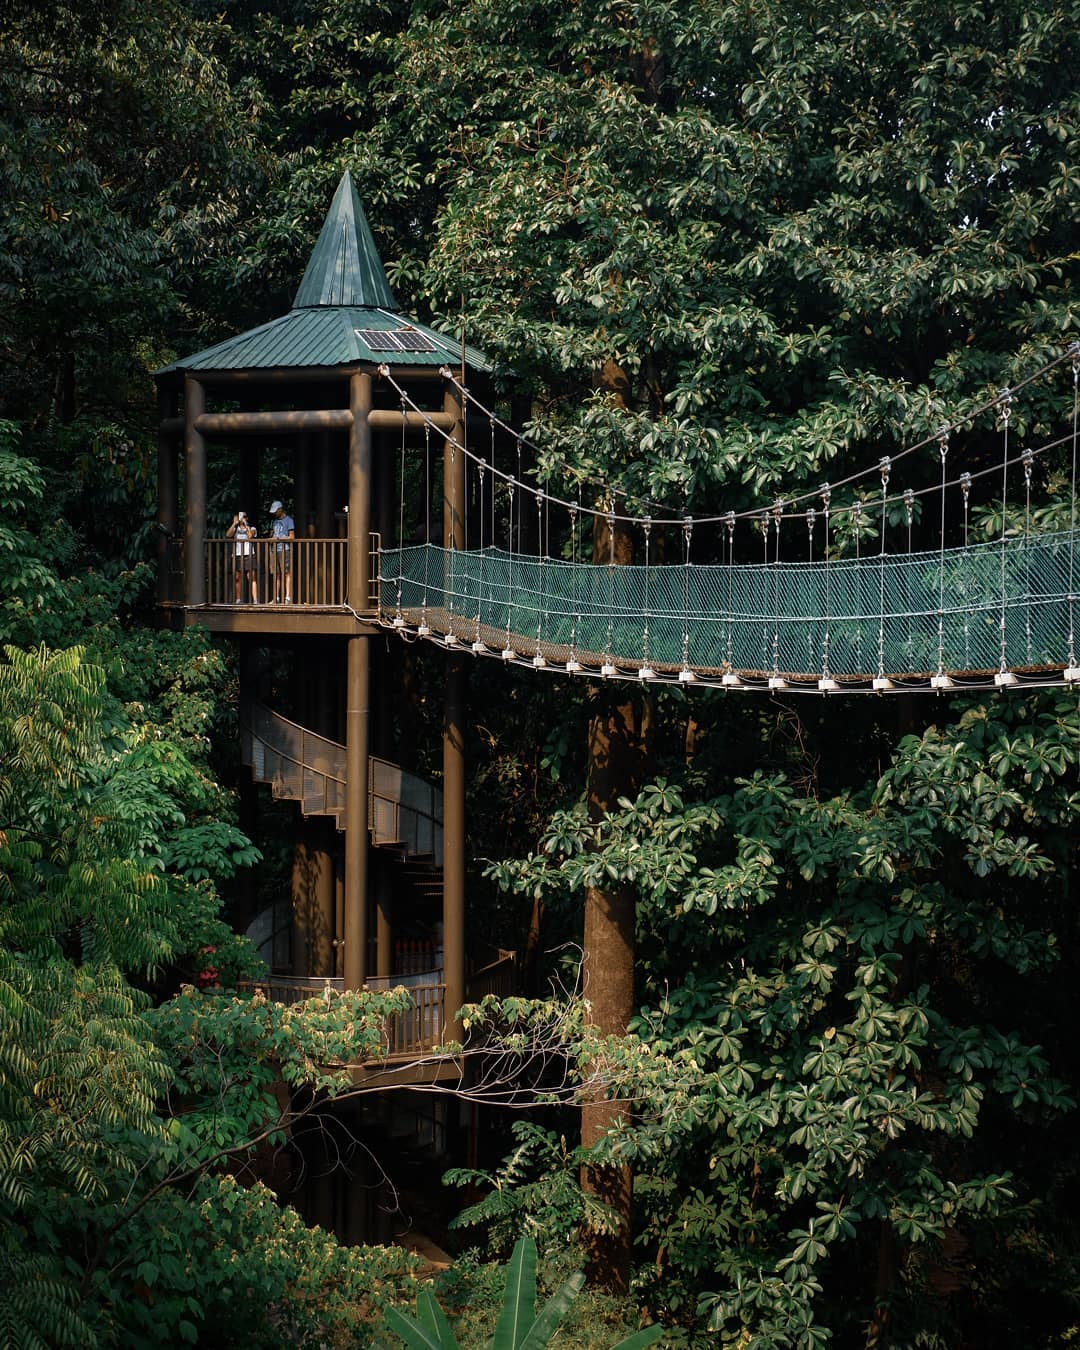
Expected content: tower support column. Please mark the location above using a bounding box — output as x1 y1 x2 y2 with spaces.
183 375 206 607
442 380 467 1041
344 372 373 992
157 388 178 606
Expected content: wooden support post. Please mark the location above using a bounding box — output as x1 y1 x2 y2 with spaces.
375 852 393 981
349 373 372 607
235 642 258 935
312 819 335 977
334 859 345 980
157 388 178 606
239 442 260 526
183 375 207 607
344 372 373 993
344 637 369 992
442 379 467 1041
295 433 313 543
290 832 312 978
317 429 335 538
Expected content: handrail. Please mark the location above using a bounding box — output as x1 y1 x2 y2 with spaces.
202 534 380 608
237 976 446 1055
241 700 443 862
466 952 517 1001
237 974 343 1006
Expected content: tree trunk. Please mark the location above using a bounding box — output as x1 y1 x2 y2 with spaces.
580 505 649 1292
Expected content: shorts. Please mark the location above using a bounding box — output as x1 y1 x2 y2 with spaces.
235 552 254 570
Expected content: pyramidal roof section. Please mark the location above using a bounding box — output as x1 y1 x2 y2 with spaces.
293 170 398 311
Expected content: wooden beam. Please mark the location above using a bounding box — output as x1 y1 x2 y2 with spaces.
162 364 451 387
195 409 353 434
368 409 455 430
344 636 369 993
165 407 452 437
182 608 379 637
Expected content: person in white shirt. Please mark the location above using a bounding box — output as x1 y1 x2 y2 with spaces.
226 510 258 603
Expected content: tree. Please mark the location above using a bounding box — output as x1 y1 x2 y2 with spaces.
489 688 1079 1343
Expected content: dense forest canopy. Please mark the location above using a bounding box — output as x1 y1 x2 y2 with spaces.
0 0 1078 1345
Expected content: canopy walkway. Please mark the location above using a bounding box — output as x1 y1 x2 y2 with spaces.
379 530 1078 692
376 347 1080 694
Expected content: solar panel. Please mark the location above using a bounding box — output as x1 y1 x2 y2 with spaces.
394 329 438 352
356 328 402 351
355 327 438 354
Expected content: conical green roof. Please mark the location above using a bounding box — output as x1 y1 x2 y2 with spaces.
293 170 397 310
157 172 492 376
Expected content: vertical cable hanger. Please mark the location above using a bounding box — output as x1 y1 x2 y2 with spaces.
960 469 972 670
444 430 460 647
418 421 432 637
1066 344 1080 681
679 515 695 683
473 456 487 653
806 505 817 677
931 430 952 689
489 415 497 563
567 485 582 673
873 457 893 690
903 487 915 672
392 390 408 628
856 498 867 676
502 474 516 660
758 512 770 677
769 500 788 689
818 485 837 691
533 487 547 668
722 513 741 686
993 388 1015 685
601 499 617 678
639 516 655 680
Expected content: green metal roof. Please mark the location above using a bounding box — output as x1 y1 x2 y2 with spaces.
161 306 491 374
293 171 397 309
158 172 492 376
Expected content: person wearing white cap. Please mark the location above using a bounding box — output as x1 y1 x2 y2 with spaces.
269 499 295 603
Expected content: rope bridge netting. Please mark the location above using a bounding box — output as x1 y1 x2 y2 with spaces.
377 343 1080 695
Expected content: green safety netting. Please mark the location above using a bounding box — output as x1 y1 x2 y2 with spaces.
380 530 1078 679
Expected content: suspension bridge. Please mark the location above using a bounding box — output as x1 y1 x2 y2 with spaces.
377 346 1080 695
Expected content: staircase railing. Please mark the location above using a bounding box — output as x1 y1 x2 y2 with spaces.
240 701 443 863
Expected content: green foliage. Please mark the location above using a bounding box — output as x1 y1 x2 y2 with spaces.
344 0 1078 519
105 1173 420 1349
0 642 423 1345
386 1236 662 1349
446 1120 618 1260
491 692 1079 1341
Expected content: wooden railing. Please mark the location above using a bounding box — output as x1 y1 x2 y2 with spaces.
384 983 445 1056
466 951 518 1001
241 701 443 863
239 976 446 1059
239 974 344 1006
202 535 379 608
370 756 443 862
241 701 347 825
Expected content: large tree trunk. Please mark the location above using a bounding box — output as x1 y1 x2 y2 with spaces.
580 507 649 1293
